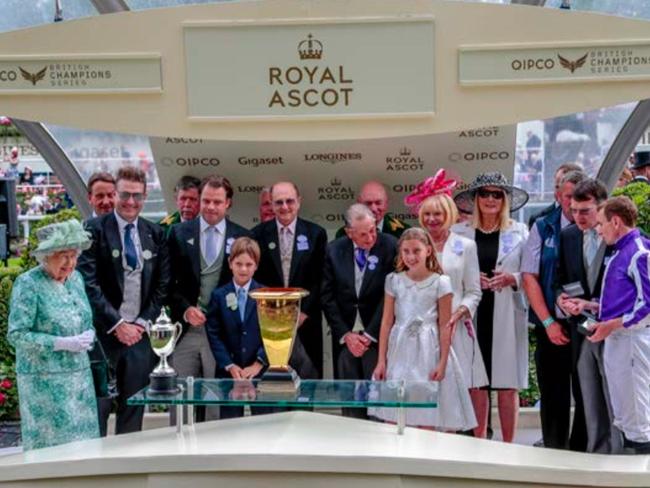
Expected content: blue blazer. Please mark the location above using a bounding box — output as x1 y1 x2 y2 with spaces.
205 280 267 377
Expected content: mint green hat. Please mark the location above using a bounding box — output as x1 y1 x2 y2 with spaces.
32 219 92 258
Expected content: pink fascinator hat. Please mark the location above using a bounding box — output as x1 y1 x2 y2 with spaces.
404 169 458 211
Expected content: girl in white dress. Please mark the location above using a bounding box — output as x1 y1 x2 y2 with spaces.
371 228 477 430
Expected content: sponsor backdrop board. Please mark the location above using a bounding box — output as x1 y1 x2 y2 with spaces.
150 125 514 232
184 20 434 119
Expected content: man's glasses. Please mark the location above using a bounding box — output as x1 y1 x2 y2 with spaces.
477 189 505 200
273 198 297 207
118 191 145 202
570 207 597 216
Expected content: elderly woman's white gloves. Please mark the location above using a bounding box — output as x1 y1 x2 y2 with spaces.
53 329 96 353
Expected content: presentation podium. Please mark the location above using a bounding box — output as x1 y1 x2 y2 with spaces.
128 378 437 435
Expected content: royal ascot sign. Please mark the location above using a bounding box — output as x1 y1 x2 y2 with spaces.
0 56 161 94
459 41 650 86
183 19 435 119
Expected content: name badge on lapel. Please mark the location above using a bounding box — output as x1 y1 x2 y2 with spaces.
225 237 235 255
296 234 309 251
501 233 514 255
451 239 463 256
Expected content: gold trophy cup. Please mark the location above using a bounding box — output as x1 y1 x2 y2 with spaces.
249 287 309 392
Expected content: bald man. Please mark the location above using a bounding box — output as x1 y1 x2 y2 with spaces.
252 181 326 377
335 181 409 239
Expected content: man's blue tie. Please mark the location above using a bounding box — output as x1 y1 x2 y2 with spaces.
355 248 367 270
124 223 138 270
237 287 246 322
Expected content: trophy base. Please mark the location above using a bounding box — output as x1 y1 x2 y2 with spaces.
149 371 179 395
257 367 301 394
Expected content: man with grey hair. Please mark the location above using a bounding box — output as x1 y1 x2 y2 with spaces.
523 169 588 450
322 203 397 418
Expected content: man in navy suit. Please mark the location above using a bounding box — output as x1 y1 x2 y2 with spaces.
321 203 397 418
78 166 170 434
205 237 268 419
252 181 324 378
168 175 250 423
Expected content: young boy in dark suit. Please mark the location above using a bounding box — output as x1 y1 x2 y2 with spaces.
205 237 267 419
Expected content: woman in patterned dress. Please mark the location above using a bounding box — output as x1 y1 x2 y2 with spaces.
8 220 99 450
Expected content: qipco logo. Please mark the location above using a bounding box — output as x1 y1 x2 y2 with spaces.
0 70 17 82
449 151 510 163
511 58 555 71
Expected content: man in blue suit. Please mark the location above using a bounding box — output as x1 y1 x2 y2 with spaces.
205 237 268 419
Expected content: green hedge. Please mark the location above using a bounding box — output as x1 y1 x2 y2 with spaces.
612 182 650 235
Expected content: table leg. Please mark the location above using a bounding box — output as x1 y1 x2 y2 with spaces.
397 381 406 435
187 376 195 428
176 403 183 434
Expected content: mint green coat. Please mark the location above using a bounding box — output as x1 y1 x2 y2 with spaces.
8 267 99 450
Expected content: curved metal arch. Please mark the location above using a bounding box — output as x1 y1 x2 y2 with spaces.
597 99 650 190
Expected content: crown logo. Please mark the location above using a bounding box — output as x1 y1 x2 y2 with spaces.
330 178 342 186
399 147 412 156
298 34 323 60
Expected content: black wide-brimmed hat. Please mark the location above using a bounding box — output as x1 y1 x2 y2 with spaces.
632 150 650 170
454 172 529 214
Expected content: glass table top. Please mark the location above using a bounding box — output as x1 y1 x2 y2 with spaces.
128 379 438 408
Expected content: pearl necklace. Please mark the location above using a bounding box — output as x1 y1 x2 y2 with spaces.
478 222 500 234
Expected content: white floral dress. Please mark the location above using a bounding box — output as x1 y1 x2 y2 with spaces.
8 267 99 451
370 272 477 430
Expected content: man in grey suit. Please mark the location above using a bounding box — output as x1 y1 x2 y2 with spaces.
168 176 250 423
556 178 621 453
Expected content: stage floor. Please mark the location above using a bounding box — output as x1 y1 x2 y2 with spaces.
0 411 648 487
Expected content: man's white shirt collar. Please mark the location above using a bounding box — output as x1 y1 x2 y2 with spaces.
200 216 226 235
276 218 297 235
114 210 138 232
234 280 252 295
560 212 571 229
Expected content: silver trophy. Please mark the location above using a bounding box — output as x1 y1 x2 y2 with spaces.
147 309 182 394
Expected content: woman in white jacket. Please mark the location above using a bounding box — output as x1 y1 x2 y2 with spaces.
452 172 530 442
406 171 487 431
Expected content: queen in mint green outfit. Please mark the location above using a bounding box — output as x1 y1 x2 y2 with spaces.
8 220 99 451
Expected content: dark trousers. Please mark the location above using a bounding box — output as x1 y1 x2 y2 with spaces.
298 317 323 378
290 336 318 380
96 397 113 437
109 338 156 435
337 344 378 419
535 326 587 451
